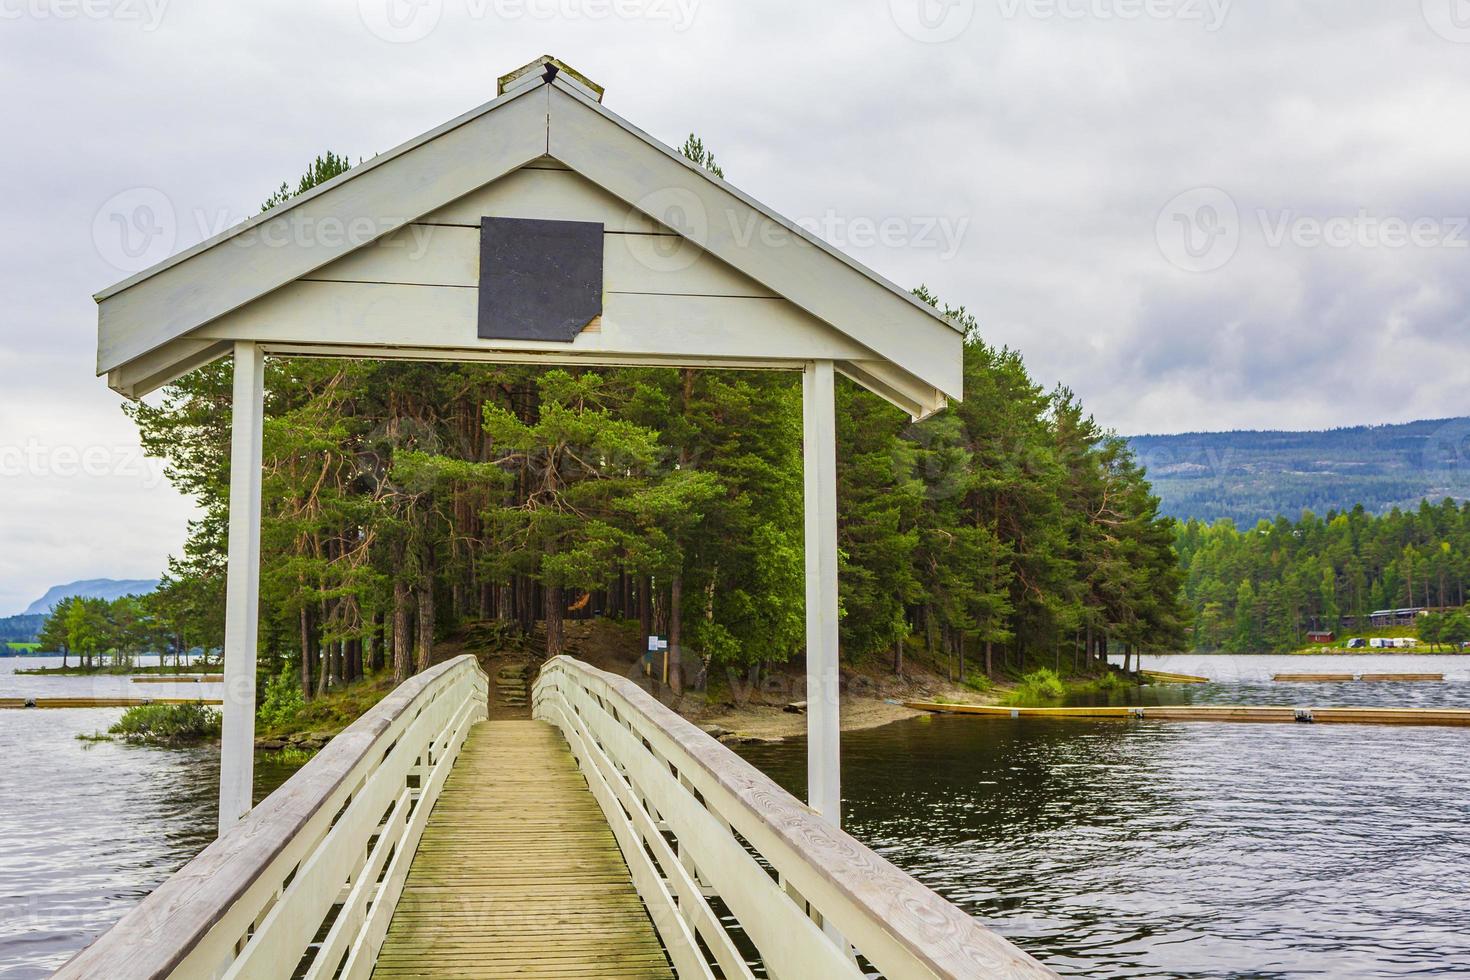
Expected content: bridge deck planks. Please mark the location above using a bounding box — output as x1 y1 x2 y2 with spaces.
374 720 673 980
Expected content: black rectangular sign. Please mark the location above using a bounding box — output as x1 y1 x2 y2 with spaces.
478 217 604 342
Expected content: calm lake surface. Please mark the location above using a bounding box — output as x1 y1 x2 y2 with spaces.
0 657 293 980
741 654 1470 978
3 654 1469 978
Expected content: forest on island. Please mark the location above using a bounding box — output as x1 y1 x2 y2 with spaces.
1177 499 1470 652
94 148 1185 701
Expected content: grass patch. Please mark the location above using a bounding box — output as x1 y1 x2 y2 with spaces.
260 746 316 767
109 703 222 744
256 674 396 740
1091 672 1133 693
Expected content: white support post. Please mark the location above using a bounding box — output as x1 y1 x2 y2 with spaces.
802 359 841 825
219 341 265 834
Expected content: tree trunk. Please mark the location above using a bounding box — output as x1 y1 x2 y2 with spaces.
299 606 313 700
314 600 330 698
546 584 564 659
393 580 412 684
668 574 684 694
894 636 903 675
638 575 652 642
369 611 384 672
415 585 434 674
985 639 993 678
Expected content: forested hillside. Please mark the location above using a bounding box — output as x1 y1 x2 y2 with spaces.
1130 419 1470 525
1177 500 1470 652
121 149 1186 700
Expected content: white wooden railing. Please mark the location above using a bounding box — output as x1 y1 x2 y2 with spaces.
533 656 1057 979
52 655 488 980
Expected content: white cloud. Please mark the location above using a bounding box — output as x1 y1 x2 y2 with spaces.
1 0 1468 608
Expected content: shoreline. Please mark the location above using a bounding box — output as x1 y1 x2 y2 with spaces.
693 695 931 744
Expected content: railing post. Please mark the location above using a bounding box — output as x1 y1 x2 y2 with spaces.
220 340 265 834
802 359 841 825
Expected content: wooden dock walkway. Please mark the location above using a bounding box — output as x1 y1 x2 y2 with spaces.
374 719 673 979
0 696 223 709
905 701 1470 727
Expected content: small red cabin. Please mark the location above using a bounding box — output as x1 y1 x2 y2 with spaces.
1306 631 1335 644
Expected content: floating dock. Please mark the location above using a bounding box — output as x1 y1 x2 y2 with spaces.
1273 673 1444 683
0 696 224 709
131 674 225 684
905 701 1470 727
1140 670 1209 684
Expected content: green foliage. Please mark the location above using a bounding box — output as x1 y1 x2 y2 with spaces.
1003 668 1067 704
680 134 724 178
1418 609 1470 650
35 593 171 668
261 151 353 211
1178 499 1470 651
109 703 223 743
258 666 306 728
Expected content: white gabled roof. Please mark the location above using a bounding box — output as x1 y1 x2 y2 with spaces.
96 59 964 416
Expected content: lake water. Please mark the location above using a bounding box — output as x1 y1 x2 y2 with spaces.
3 654 1469 978
741 654 1470 978
0 657 292 980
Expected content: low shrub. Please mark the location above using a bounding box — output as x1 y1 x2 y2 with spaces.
257 666 306 729
1002 668 1067 705
109 703 222 743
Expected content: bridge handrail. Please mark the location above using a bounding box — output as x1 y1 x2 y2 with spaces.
52 654 488 980
534 656 1056 980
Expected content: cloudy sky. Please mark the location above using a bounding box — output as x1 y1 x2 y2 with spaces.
1 0 1468 614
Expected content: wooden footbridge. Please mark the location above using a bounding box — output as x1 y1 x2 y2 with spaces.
53 656 1055 979
71 54 1052 979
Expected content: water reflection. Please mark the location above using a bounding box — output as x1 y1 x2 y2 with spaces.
739 713 1470 978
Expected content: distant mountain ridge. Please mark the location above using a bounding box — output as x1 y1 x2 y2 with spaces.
21 578 160 616
1128 416 1470 526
